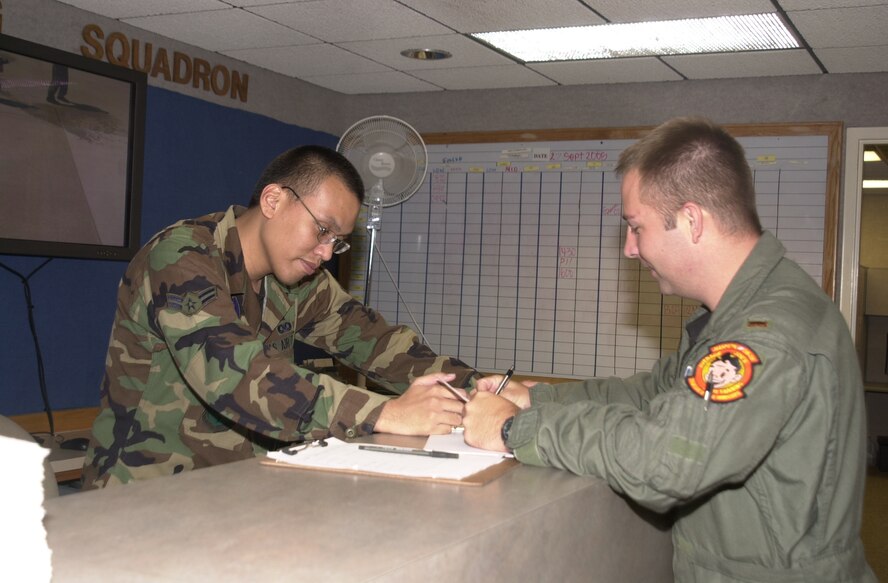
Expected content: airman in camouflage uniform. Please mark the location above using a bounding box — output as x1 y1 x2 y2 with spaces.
82 146 477 488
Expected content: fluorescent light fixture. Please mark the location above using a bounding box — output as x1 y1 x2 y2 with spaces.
472 13 799 62
863 180 888 189
864 150 882 162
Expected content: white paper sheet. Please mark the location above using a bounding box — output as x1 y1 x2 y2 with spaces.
423 430 514 458
266 438 504 481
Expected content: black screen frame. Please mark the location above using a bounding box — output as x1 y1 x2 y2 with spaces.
0 33 146 261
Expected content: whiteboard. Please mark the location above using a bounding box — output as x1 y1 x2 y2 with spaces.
345 124 841 379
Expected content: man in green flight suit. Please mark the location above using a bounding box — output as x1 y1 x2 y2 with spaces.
463 117 876 581
82 145 476 488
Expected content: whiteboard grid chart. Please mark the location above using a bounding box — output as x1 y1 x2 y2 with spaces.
347 135 828 379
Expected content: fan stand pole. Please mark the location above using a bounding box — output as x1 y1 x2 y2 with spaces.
353 228 376 390
363 180 385 306
363 225 377 306
355 184 383 389
353 223 376 391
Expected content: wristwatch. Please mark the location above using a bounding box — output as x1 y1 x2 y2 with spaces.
501 416 515 449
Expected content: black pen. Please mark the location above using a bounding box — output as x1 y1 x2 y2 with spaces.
358 445 458 459
494 365 515 396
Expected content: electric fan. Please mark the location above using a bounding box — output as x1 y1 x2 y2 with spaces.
336 115 428 306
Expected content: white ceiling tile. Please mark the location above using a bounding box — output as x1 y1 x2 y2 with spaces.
246 0 450 42
223 43 392 78
528 58 683 85
411 65 556 90
664 49 822 79
123 9 315 51
53 0 228 19
397 0 604 33
340 34 514 71
583 0 775 22
45 0 888 94
815 46 888 74
787 6 888 48
303 71 443 94
780 0 888 10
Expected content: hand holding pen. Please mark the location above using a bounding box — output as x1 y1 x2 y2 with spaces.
473 366 530 409
494 365 515 396
375 372 465 435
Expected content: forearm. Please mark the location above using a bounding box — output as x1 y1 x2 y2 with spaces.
298 273 480 392
175 339 391 440
528 362 665 410
509 384 791 513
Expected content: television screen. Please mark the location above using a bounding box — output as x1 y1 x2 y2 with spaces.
0 33 146 260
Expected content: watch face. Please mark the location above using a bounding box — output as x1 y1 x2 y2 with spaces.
501 416 514 445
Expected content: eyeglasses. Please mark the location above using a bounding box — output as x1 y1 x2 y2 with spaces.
281 185 350 255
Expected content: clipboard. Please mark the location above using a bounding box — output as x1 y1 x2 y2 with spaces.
260 437 517 486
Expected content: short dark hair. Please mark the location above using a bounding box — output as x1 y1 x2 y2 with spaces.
616 117 762 236
248 145 365 207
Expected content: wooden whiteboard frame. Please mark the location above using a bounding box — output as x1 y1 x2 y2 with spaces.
422 122 843 298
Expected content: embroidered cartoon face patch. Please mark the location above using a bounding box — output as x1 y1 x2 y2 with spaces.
686 342 761 403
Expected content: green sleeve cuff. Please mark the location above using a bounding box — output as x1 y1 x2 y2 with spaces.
506 408 545 466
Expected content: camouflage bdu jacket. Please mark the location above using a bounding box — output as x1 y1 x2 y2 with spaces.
82 206 478 488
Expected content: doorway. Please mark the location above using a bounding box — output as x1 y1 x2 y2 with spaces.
841 128 888 389
840 128 888 443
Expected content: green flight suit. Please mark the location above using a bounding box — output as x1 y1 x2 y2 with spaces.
82 206 477 488
506 232 876 582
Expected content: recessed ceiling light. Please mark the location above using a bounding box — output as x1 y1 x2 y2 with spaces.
864 150 882 162
400 49 452 61
472 13 799 62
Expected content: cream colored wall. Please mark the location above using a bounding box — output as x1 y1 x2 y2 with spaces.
860 192 888 268
2 0 346 134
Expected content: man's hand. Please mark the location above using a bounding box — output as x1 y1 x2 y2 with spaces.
462 391 520 452
374 373 466 436
475 375 532 410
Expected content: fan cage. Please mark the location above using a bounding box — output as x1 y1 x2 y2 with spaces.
337 115 428 208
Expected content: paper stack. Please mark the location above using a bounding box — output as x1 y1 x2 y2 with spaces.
0 435 53 583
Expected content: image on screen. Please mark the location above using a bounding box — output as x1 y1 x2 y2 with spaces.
0 34 145 260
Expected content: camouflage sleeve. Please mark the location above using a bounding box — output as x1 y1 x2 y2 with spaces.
148 231 390 441
294 270 480 394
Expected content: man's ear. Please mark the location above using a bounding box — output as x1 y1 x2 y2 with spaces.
682 203 705 244
259 184 283 219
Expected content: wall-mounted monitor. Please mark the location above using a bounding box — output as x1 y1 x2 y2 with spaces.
0 33 146 260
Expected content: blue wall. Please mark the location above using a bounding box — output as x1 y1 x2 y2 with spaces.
0 86 337 416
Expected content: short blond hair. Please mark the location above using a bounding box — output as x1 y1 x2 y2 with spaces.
616 117 762 236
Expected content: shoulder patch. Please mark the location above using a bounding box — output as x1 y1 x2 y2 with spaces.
686 342 761 404
167 286 218 316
